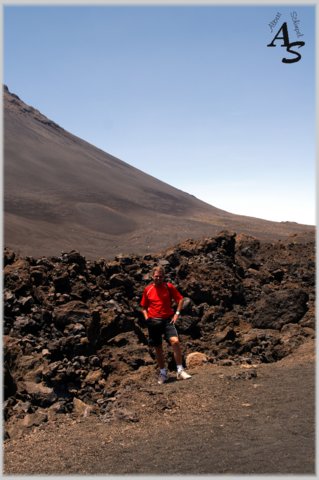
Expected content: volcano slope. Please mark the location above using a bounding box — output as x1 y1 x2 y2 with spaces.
3 231 315 474
4 85 315 259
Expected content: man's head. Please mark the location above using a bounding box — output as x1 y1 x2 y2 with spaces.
153 266 165 285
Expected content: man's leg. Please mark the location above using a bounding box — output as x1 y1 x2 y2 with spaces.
154 345 166 369
169 336 183 366
148 323 168 384
148 323 165 369
169 335 191 380
165 321 183 366
154 344 168 384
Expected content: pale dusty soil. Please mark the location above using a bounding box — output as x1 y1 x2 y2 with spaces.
3 341 316 475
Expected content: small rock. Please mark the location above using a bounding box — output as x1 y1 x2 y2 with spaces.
185 352 208 369
73 397 96 417
84 369 103 385
22 411 48 428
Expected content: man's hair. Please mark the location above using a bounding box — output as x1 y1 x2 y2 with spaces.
152 265 165 276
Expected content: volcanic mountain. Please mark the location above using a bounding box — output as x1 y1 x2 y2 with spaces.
3 86 314 259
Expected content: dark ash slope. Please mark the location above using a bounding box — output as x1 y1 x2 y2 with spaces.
4 86 314 259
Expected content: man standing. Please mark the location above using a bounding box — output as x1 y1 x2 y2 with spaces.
140 265 191 384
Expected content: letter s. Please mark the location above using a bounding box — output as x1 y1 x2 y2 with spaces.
282 41 305 64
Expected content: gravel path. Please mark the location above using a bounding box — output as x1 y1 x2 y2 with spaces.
3 349 315 476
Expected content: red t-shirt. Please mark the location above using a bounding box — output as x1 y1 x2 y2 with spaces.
140 282 183 318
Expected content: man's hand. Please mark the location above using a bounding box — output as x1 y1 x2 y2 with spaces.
170 314 179 324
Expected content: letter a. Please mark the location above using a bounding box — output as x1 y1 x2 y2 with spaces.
267 22 290 47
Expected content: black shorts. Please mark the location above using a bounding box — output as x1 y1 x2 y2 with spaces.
146 317 178 347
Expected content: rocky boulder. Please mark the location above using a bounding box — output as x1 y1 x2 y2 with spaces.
3 230 315 439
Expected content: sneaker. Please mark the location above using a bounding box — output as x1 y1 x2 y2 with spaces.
158 373 168 385
177 370 192 380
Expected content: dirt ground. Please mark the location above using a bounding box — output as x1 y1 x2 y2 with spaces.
3 340 315 476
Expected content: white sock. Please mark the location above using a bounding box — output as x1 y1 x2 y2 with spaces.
177 365 184 373
160 368 167 376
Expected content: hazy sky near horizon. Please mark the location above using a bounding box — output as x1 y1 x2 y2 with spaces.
3 2 316 225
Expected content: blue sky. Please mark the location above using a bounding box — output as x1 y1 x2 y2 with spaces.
3 2 316 225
